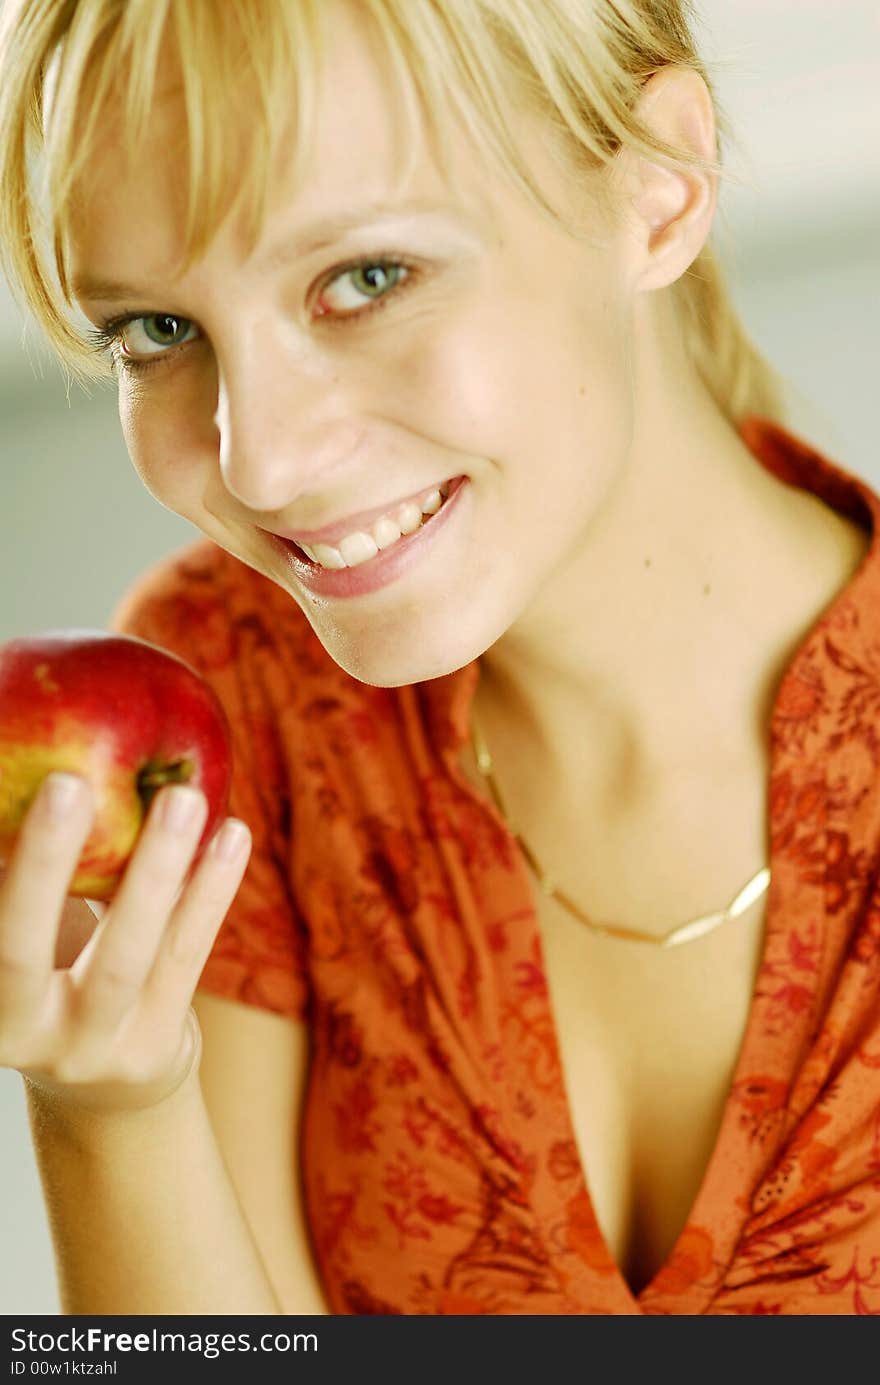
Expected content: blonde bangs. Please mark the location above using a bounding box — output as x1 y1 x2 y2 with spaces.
29 0 327 386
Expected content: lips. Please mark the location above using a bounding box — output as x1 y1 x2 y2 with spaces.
264 474 469 599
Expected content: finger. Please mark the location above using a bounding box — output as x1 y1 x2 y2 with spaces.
71 784 208 1028
0 773 94 1019
148 816 252 1010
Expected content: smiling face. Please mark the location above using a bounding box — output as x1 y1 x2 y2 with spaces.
69 0 640 688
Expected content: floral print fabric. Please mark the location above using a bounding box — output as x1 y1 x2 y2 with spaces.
108 417 880 1314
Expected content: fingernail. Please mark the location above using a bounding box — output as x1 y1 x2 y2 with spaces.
159 786 203 831
212 819 250 862
43 772 83 821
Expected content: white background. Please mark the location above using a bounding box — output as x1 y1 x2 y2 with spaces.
0 0 878 1314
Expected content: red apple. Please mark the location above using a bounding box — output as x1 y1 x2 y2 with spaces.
0 629 233 899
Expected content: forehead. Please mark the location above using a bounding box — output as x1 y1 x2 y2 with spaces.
67 0 510 288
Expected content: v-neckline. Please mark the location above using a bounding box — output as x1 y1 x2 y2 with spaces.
447 712 787 1309
444 655 821 1312
514 807 782 1311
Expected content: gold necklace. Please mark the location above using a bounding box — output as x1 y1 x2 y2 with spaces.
469 707 771 949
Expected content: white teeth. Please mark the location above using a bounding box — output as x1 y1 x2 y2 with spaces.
372 514 403 549
312 542 347 569
420 488 442 515
338 530 380 566
298 481 458 569
396 501 422 535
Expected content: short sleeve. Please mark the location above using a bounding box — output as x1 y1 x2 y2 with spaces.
106 544 311 1023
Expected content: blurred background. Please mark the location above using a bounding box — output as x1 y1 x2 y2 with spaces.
1 0 878 1315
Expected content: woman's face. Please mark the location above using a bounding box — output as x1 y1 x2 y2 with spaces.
70 0 637 687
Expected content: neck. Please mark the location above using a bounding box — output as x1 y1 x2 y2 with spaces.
475 362 863 807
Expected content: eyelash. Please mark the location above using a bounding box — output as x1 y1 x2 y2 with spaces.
83 252 423 378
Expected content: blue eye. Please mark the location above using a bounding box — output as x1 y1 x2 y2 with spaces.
130 314 197 350
315 259 413 319
84 313 199 376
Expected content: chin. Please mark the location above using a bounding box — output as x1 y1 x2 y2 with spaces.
308 606 495 690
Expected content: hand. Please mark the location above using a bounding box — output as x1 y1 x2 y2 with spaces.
0 772 251 1115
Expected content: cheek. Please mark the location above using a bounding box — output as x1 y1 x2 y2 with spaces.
368 309 512 462
389 283 631 467
118 380 213 510
376 309 559 483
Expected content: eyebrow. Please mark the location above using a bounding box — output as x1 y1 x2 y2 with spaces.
72 199 481 304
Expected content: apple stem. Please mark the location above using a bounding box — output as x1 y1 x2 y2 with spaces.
137 759 196 808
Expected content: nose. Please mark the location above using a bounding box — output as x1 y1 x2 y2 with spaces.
212 339 364 514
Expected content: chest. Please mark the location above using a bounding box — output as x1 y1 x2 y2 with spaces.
535 884 768 1297
454 731 771 1298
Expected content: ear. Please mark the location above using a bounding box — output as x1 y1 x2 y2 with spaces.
616 65 719 293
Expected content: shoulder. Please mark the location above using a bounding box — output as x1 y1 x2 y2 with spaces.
108 539 332 680
108 541 409 772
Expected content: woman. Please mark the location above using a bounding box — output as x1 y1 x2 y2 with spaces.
0 0 877 1316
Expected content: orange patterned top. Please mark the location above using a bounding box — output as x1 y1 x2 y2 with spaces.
108 418 880 1315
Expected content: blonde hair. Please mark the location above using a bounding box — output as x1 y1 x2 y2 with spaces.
0 0 789 424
